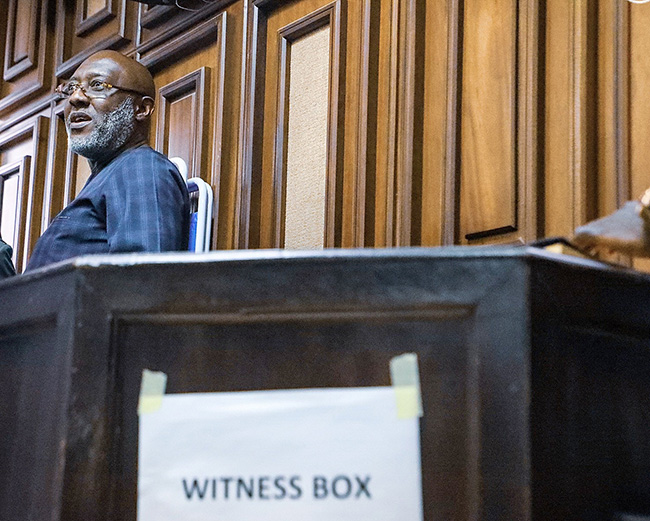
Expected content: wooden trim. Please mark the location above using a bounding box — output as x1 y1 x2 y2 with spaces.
139 4 176 29
209 12 228 250
394 0 417 246
518 0 539 240
136 1 229 58
383 0 399 247
237 1 264 249
75 0 117 37
272 1 341 248
155 67 209 179
3 0 38 81
138 14 224 72
354 0 372 247
615 1 630 206
443 0 462 245
0 157 30 273
0 0 49 115
55 0 130 79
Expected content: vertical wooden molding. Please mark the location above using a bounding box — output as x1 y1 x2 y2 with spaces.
443 0 463 245
615 2 630 206
209 12 228 250
393 0 417 246
354 0 372 247
383 0 399 247
518 0 539 240
236 0 257 249
0 157 30 273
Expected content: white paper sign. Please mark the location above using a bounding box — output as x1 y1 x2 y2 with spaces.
138 387 422 521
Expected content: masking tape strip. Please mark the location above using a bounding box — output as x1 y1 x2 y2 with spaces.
390 353 423 419
138 369 167 415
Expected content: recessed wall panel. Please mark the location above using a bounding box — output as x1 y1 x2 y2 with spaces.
460 0 517 241
284 26 330 250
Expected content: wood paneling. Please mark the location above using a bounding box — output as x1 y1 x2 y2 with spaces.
56 0 135 79
0 157 30 272
156 67 209 177
0 116 49 270
0 0 52 115
460 0 517 242
544 0 598 237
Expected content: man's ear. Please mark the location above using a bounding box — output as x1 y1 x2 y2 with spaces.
134 96 155 121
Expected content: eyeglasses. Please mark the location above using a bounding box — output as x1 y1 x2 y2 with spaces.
55 80 146 99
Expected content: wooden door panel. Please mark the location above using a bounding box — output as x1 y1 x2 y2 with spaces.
55 0 136 79
0 116 49 270
0 0 52 115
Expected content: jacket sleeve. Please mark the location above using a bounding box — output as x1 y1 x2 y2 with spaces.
0 241 16 279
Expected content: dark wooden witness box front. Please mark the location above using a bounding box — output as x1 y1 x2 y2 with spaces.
0 246 649 521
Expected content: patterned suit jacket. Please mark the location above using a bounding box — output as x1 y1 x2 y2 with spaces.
0 239 15 279
26 146 190 271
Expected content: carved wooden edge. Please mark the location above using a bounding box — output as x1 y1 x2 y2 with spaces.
75 0 117 37
136 0 229 55
209 12 228 250
0 157 30 272
0 0 50 116
0 115 50 269
156 67 209 178
614 2 630 207
517 0 539 241
394 0 417 247
271 1 341 248
41 102 79 233
443 0 462 245
140 4 176 29
137 12 222 72
55 0 131 79
236 1 261 249
353 0 372 248
3 0 38 81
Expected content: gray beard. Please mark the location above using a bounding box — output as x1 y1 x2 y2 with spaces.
67 97 136 159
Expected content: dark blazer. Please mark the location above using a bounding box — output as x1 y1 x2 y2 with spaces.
0 239 16 279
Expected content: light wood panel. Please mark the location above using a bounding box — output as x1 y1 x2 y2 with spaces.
0 157 30 272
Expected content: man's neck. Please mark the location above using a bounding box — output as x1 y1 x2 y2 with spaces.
87 137 149 175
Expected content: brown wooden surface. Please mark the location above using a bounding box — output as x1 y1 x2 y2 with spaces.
1 0 650 260
1 247 650 520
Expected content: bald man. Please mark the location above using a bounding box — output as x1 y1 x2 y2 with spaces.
26 51 189 271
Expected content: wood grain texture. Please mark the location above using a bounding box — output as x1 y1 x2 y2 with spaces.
0 0 51 115
55 0 134 79
460 0 517 242
0 116 49 267
544 0 598 237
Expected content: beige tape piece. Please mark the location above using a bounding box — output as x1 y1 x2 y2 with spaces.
390 353 423 419
138 369 168 415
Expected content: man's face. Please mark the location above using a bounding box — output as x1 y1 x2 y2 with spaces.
63 57 137 159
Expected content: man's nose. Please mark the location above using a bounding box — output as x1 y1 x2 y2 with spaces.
67 86 90 107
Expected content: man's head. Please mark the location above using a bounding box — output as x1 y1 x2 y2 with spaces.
61 51 156 162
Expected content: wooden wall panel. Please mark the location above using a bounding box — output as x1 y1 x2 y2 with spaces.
0 116 49 271
55 0 136 79
0 0 52 115
147 9 232 250
0 157 30 272
544 0 598 237
460 0 517 243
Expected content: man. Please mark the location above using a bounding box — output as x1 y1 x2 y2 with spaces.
573 192 650 258
0 236 16 279
26 50 189 271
